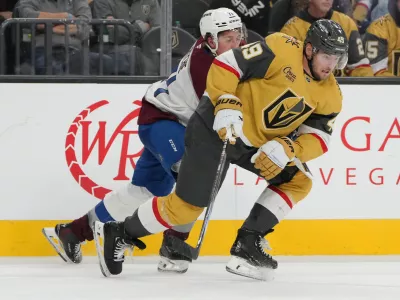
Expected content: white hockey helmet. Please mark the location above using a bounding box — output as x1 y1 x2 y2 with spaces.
199 8 243 55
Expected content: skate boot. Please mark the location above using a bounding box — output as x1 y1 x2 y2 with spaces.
226 228 278 281
94 221 146 277
158 229 192 273
42 215 93 264
42 223 83 264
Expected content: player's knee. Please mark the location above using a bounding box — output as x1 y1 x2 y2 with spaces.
158 192 204 226
292 175 313 204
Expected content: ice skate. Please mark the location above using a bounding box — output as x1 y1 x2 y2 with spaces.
42 223 82 264
226 228 277 281
94 221 146 277
158 229 191 273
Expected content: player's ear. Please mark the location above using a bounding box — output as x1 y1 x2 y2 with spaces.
305 43 313 60
207 35 217 50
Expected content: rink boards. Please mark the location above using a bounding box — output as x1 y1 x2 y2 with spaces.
0 83 399 256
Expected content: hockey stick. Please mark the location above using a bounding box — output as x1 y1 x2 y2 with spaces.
166 139 229 260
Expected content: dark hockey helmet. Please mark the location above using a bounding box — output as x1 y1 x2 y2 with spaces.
304 19 349 70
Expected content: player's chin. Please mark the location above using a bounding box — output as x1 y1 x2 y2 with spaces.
321 4 332 12
317 70 331 80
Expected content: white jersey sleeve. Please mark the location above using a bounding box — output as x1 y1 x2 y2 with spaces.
143 38 215 126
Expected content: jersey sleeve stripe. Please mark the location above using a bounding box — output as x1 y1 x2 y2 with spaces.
154 88 169 97
354 64 372 68
166 74 177 86
298 123 332 142
346 58 371 69
213 58 240 79
218 93 240 101
309 133 328 153
370 57 389 74
374 68 388 75
346 64 371 75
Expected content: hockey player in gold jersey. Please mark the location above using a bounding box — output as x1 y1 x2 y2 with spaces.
281 0 373 76
94 20 349 281
363 0 400 76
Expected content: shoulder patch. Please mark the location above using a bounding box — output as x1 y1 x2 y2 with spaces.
369 14 392 30
366 14 393 37
281 34 301 48
378 14 392 25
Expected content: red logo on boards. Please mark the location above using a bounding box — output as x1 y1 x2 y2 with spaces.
65 100 143 200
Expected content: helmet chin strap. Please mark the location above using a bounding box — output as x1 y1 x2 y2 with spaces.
205 35 219 57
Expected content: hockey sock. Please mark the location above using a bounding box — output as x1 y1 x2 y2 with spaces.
124 197 171 238
124 193 202 238
242 186 293 235
87 183 154 227
69 214 94 242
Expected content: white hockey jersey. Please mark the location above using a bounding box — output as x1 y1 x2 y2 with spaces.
140 38 215 126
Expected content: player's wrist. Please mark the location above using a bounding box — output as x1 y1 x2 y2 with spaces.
273 137 296 160
214 94 243 114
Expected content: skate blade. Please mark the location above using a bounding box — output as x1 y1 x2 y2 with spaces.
226 256 275 282
93 221 111 278
42 228 74 264
157 256 189 274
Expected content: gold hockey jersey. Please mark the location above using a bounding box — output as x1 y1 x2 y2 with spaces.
280 9 374 77
206 33 342 163
363 14 400 76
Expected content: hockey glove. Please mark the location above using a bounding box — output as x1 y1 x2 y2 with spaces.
251 137 296 180
213 109 243 145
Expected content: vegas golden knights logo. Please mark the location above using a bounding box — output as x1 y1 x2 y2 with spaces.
282 35 300 48
263 89 313 129
172 30 179 49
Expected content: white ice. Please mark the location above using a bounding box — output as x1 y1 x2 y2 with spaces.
1 256 400 300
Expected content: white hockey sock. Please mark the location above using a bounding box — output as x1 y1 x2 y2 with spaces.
256 186 294 221
88 183 153 226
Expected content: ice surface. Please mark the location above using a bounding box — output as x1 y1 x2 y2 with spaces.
1 256 400 300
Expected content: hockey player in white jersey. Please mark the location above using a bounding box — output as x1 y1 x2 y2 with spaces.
42 8 244 274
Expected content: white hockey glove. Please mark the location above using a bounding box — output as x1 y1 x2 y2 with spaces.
251 137 296 180
213 109 243 145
